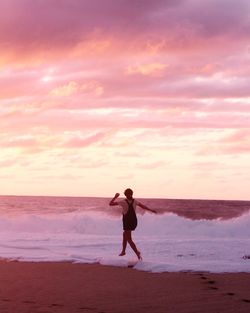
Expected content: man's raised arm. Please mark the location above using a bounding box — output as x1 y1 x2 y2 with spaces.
109 193 120 206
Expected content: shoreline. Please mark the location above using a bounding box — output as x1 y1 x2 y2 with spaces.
0 260 250 312
1 194 250 202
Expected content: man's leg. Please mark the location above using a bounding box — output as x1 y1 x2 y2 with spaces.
119 231 127 256
127 231 141 260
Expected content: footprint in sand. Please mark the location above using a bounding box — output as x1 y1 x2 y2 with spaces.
199 275 208 280
206 280 216 285
209 286 218 290
50 303 64 307
22 300 36 304
198 277 219 291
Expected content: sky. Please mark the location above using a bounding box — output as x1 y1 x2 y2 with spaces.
0 0 250 200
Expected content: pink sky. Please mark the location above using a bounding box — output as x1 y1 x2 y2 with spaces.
0 0 250 200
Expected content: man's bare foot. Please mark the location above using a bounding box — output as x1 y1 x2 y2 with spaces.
119 251 126 256
136 251 142 260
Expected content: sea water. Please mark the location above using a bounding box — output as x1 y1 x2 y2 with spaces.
0 195 250 273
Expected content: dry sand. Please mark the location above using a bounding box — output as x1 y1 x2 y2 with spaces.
0 260 250 313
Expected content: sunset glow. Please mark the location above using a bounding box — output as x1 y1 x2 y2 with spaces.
0 0 250 199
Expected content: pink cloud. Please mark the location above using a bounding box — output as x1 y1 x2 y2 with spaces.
61 132 111 148
0 159 18 168
0 0 249 66
222 129 250 143
198 129 250 155
0 137 38 148
191 161 223 170
136 161 168 169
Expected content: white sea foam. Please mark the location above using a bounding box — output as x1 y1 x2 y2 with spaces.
0 211 250 273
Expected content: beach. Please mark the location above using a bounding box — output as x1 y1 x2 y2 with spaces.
0 261 250 313
0 195 250 273
0 196 250 312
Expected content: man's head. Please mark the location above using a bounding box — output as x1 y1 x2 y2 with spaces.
124 188 133 199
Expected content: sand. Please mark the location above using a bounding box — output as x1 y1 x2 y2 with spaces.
0 261 250 313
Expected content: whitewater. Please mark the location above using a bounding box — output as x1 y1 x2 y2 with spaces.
0 196 250 273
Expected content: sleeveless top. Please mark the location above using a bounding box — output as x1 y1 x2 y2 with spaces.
122 199 138 231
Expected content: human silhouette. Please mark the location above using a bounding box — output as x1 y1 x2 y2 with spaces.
109 188 156 260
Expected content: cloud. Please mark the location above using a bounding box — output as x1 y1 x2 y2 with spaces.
136 161 167 169
0 0 181 64
0 159 18 168
50 81 79 97
217 130 250 154
222 129 250 143
50 81 104 97
191 161 223 170
61 131 111 148
197 129 250 155
0 0 249 66
0 136 38 148
126 63 167 76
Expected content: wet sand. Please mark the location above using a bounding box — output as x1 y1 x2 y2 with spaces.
0 260 250 313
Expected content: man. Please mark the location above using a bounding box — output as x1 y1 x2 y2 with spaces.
109 188 156 260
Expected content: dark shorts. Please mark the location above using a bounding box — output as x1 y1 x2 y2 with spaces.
123 216 137 231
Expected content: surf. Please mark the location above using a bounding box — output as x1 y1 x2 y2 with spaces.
0 211 250 272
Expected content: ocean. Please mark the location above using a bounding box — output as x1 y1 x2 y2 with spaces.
0 195 250 273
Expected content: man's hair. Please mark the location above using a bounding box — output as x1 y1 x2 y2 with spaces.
124 188 133 196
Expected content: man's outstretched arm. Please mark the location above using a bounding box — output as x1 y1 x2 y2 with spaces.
137 202 157 214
